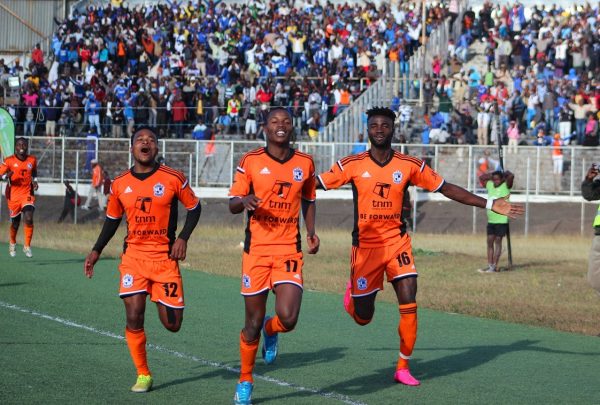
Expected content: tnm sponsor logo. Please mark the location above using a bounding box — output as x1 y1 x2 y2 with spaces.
269 200 291 210
135 215 156 223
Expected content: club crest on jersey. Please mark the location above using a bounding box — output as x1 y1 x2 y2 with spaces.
357 277 368 291
153 182 165 197
293 167 304 182
392 170 403 184
27 163 33 169
242 274 251 288
122 274 134 288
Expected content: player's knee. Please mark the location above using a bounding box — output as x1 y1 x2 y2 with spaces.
244 318 263 340
164 322 182 333
354 307 374 325
126 318 144 330
352 313 372 326
278 314 298 331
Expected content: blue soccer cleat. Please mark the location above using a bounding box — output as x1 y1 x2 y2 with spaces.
261 315 278 365
233 381 253 405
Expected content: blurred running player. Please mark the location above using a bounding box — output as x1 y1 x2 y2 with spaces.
0 137 38 258
229 108 319 405
317 107 524 386
84 127 201 393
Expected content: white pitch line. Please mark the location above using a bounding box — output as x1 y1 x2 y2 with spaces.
0 301 367 405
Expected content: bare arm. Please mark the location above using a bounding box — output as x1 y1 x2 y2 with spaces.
479 172 492 184
582 165 600 201
439 182 524 219
504 171 515 189
229 195 262 214
440 182 486 208
302 199 319 254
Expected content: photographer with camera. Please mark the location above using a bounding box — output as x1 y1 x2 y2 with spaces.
582 164 600 293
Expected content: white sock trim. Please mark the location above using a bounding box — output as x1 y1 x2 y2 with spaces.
399 352 412 360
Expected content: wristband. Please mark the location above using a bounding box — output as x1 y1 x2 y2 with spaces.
486 198 494 210
33 177 38 182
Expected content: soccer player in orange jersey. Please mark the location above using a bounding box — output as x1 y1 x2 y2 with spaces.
84 127 201 393
0 137 38 258
229 108 320 405
318 107 524 386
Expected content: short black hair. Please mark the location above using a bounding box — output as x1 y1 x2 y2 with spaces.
15 136 28 145
266 107 292 120
366 106 396 122
491 170 504 178
130 126 158 145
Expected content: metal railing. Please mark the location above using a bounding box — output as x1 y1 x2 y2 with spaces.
24 136 599 197
323 10 460 144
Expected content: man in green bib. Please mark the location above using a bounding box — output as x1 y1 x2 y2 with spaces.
582 164 600 293
478 170 514 273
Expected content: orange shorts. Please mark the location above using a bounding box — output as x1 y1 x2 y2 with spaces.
349 242 417 297
7 192 35 218
241 251 304 296
118 254 184 309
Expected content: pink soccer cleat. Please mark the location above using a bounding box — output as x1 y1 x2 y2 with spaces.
343 280 352 314
394 368 420 386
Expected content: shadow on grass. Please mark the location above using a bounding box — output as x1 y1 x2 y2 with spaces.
152 367 233 392
414 339 600 380
256 346 348 371
268 339 600 401
153 347 349 397
0 282 27 288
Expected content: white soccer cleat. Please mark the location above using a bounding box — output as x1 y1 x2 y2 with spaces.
23 246 33 258
9 243 16 257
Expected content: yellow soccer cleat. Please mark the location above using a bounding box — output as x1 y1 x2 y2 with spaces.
131 374 153 393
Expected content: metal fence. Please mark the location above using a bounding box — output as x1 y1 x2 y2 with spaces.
26 136 599 197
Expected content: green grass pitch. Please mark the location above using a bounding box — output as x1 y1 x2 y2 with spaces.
1 243 600 404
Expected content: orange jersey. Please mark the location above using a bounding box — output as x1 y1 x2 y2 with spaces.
318 150 444 247
0 155 37 200
229 147 316 255
106 164 200 260
92 164 103 187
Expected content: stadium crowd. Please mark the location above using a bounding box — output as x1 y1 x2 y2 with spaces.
419 1 600 148
0 0 451 141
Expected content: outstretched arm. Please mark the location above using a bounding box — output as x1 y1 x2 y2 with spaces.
439 182 524 219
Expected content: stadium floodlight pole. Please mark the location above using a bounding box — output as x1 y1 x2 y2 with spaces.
494 101 513 269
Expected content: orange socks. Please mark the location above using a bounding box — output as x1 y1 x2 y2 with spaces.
125 327 150 376
397 303 418 370
24 224 33 247
239 331 259 383
352 312 372 325
265 315 290 335
9 225 17 244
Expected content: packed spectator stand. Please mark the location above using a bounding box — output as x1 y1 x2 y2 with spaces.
419 1 600 148
0 0 451 142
